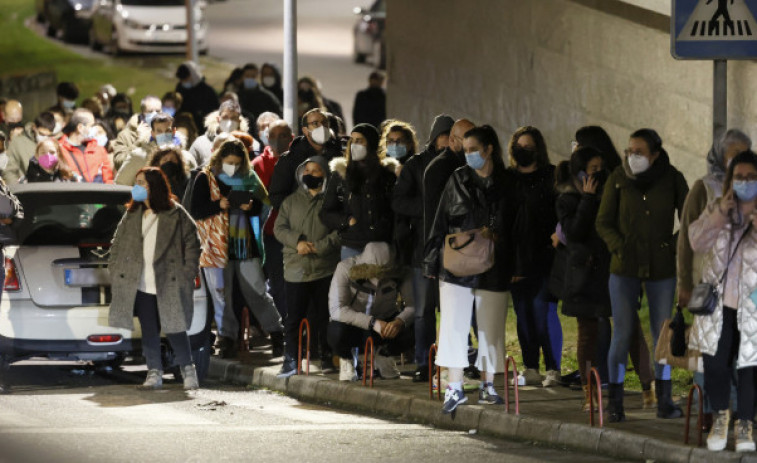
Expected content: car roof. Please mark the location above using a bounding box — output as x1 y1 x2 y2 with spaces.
9 183 132 195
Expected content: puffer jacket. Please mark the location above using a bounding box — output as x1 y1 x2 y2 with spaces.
423 163 516 292
689 199 757 367
274 156 340 283
188 110 250 168
595 151 689 279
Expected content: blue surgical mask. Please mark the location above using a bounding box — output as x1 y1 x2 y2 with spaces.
733 180 757 201
131 184 148 202
243 78 258 89
386 144 407 159
62 99 76 110
155 132 173 146
465 151 486 170
260 128 269 146
162 106 176 117
181 81 192 89
143 111 158 126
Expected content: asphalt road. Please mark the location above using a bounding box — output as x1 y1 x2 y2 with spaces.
0 362 635 463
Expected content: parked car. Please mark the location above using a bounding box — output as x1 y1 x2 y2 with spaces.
352 0 386 69
0 183 213 384
89 0 209 55
36 0 96 43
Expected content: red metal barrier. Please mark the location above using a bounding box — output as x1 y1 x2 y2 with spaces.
588 366 604 428
363 337 374 387
297 318 310 376
428 344 441 401
684 384 704 447
504 356 520 415
239 307 251 352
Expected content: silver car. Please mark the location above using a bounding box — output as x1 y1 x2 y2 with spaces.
0 183 212 386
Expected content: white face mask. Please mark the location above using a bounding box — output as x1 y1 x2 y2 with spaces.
0 152 7 171
222 163 238 177
36 134 50 143
627 154 650 175
310 125 330 145
262 76 276 87
350 143 367 161
53 122 63 135
219 119 239 134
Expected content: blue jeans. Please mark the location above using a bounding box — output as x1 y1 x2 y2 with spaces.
607 274 675 383
341 245 364 260
411 268 435 367
511 275 561 371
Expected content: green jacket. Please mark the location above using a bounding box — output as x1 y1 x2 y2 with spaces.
595 153 688 280
274 183 340 283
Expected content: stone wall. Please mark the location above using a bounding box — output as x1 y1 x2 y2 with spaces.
385 0 757 183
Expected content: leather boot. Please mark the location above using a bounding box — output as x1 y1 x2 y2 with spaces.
656 379 683 419
608 383 626 422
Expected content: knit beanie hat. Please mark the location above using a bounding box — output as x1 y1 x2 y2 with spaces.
351 123 380 154
427 114 454 145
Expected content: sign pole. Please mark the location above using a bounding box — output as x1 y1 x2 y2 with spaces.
283 0 298 132
713 59 727 143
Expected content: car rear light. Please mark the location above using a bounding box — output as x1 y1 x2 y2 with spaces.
4 257 20 292
87 335 122 343
194 274 201 289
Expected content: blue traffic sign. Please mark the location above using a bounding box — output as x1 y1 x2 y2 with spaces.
672 0 757 59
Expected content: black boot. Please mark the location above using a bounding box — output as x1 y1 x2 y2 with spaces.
656 379 683 419
270 331 284 358
608 383 626 422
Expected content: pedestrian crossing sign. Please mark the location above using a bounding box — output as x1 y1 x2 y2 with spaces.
672 0 757 59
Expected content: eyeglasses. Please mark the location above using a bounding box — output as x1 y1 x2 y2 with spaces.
306 119 326 129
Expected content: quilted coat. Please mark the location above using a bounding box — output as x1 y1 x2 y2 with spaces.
688 199 757 367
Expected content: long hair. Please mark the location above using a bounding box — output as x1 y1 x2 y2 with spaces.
378 120 418 160
35 139 75 181
148 146 188 174
463 125 506 171
207 138 251 176
575 125 621 172
126 167 175 212
723 150 757 196
507 126 550 168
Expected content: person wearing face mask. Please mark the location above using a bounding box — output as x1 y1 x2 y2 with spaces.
161 92 183 119
423 125 517 414
507 126 562 389
379 121 417 173
148 146 190 198
274 156 340 377
115 113 197 186
268 109 342 210
3 111 57 184
260 63 283 104
189 100 250 168
190 139 283 358
238 63 282 120
24 139 78 183
320 123 398 259
596 128 689 423
254 112 281 157
109 167 201 391
689 150 757 452
54 82 79 116
58 109 113 184
677 128 751 432
112 95 163 171
552 147 612 411
175 61 220 130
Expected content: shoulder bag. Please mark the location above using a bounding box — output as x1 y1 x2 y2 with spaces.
442 227 495 277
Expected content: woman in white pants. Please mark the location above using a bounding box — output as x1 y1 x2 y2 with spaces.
423 125 517 414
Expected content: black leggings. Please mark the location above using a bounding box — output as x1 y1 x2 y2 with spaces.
134 291 193 370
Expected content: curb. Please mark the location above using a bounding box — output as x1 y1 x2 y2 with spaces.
208 357 751 463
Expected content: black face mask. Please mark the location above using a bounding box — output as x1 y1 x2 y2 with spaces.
302 174 324 190
512 147 537 167
160 161 182 179
298 89 315 102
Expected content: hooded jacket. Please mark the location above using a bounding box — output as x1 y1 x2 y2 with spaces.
3 123 37 184
274 156 340 283
328 242 414 329
188 110 250 168
320 156 398 250
112 114 141 171
596 151 689 279
238 85 282 119
175 61 221 130
58 135 113 184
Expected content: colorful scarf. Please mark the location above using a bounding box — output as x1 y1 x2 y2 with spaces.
217 171 265 261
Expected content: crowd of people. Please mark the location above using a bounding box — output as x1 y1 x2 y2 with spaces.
2 59 756 453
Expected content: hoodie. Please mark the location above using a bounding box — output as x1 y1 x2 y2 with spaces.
175 61 220 130
188 110 250 167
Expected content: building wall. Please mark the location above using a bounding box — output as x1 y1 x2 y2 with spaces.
385 0 757 183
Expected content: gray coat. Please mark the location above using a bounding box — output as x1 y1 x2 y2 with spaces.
108 203 201 333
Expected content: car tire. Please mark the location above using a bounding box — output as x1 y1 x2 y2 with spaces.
89 29 102 51
46 23 57 38
62 19 77 43
93 353 125 371
109 26 121 56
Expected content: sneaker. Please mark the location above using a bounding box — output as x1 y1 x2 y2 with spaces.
707 409 730 452
138 369 163 390
513 368 542 386
736 419 756 452
412 366 429 383
339 358 357 382
478 388 504 405
542 370 561 387
181 364 199 390
374 354 400 379
277 356 297 379
442 387 468 414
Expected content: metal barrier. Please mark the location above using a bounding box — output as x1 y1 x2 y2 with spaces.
504 356 520 415
363 337 374 387
588 366 604 428
428 344 441 401
684 384 704 447
239 307 251 352
297 318 310 376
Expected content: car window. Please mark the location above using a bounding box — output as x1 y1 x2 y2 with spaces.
13 191 129 246
120 0 185 6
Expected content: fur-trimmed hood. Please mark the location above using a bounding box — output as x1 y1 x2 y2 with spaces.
347 242 404 283
328 156 400 180
203 110 250 141
555 180 579 195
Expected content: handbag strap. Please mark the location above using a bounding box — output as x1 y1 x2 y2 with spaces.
718 222 752 286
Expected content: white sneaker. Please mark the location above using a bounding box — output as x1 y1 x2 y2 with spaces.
339 358 357 382
707 409 730 452
736 419 756 452
374 354 400 379
542 370 561 387
512 368 543 386
138 369 163 390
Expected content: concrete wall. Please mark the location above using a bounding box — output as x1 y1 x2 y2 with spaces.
385 0 757 183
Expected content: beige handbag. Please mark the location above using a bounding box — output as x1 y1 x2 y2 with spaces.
442 227 495 277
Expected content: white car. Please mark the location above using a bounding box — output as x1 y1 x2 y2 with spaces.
0 183 212 385
89 0 209 55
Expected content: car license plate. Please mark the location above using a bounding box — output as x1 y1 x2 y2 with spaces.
64 268 110 287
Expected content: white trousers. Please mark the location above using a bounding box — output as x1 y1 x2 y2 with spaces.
436 281 509 373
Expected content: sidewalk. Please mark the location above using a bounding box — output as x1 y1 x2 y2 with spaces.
207 344 756 463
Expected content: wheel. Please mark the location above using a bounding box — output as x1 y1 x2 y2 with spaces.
89 28 102 51
199 47 209 56
93 353 125 371
109 26 121 56
46 23 56 37
61 20 76 43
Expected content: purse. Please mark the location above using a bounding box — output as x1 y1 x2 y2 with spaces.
442 227 495 277
688 223 752 316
